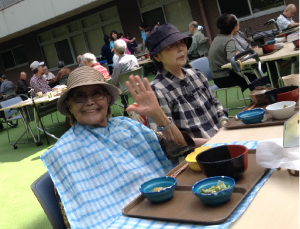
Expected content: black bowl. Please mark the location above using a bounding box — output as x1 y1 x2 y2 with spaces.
196 145 248 179
264 86 299 104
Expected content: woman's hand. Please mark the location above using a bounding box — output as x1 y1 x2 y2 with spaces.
125 75 161 118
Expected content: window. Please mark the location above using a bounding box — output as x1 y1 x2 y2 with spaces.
0 46 27 70
38 7 122 70
217 0 285 20
139 0 193 33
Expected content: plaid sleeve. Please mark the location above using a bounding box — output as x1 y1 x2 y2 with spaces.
147 86 173 131
196 69 228 120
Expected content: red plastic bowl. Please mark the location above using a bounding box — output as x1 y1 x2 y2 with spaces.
292 39 299 48
144 54 150 58
261 44 275 53
277 88 299 102
264 86 299 104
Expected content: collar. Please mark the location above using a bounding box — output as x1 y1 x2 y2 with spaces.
281 13 288 19
91 62 100 67
159 68 188 85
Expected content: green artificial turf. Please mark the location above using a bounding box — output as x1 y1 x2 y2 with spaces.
0 74 251 229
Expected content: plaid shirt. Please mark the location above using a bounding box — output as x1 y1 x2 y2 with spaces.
30 74 51 95
148 68 227 138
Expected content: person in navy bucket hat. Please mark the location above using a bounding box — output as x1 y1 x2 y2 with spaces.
145 23 229 148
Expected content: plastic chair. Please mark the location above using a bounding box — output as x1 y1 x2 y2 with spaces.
189 57 247 112
113 68 144 116
118 67 144 94
3 87 16 100
31 172 66 229
197 38 209 57
0 97 29 149
59 75 68 85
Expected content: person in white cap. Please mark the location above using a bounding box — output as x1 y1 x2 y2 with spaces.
29 61 51 96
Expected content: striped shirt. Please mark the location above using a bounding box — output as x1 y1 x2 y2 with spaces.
91 62 110 79
148 68 228 138
30 74 51 95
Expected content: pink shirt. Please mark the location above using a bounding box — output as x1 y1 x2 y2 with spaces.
91 63 110 79
119 38 132 55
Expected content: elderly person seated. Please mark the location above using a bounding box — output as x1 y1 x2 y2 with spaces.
230 18 251 53
277 4 299 31
146 23 228 146
111 39 139 116
81 53 109 79
187 21 206 60
208 14 258 92
40 66 195 228
48 61 71 86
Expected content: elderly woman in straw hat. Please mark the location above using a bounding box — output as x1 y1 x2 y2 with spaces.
40 66 195 229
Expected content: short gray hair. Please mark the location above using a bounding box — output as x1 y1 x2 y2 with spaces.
114 39 126 54
81 53 97 63
189 21 198 28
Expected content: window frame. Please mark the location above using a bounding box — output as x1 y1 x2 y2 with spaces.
137 0 193 34
216 0 286 22
37 6 121 72
0 45 28 71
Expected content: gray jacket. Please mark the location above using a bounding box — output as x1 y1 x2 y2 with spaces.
0 80 14 98
208 34 237 79
187 30 206 57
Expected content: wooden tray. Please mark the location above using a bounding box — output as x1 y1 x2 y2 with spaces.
224 103 299 130
123 152 267 225
259 46 283 57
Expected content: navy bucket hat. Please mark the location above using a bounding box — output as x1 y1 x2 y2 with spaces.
145 23 192 58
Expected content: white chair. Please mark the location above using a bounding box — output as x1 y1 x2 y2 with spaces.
0 97 29 149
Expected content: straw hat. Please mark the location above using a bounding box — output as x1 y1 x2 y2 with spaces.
57 66 119 116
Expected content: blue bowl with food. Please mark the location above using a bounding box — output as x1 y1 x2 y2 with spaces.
237 108 265 124
139 176 177 203
192 176 235 206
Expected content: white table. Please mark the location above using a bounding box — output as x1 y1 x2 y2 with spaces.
207 125 299 229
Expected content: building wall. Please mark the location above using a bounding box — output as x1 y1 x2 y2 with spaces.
0 0 112 41
0 0 298 85
203 0 299 40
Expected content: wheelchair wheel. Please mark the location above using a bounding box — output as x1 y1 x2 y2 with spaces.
7 120 18 128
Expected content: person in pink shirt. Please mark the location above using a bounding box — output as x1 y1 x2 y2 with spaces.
118 33 136 55
81 53 110 80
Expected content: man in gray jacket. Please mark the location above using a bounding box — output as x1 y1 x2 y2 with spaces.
187 21 206 60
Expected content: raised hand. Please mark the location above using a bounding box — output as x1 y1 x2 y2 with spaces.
125 75 161 118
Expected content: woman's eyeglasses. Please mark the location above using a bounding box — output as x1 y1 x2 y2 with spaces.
71 89 108 103
165 39 187 50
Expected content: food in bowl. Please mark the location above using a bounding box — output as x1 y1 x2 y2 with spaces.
264 86 299 104
196 145 248 179
236 108 265 124
200 180 230 194
266 101 296 120
192 176 235 205
139 176 177 203
185 146 211 172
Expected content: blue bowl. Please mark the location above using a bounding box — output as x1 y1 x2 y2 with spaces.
139 176 177 203
237 108 265 124
192 176 235 206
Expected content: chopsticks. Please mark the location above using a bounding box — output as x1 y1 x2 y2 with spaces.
171 163 189 178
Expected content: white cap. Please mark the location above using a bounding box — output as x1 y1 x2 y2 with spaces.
30 61 44 71
198 25 203 31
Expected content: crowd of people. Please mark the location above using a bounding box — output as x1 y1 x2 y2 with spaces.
0 5 298 227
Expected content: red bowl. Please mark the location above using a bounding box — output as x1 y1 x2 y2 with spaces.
261 44 275 53
277 88 299 102
144 54 150 58
264 86 299 104
292 39 299 48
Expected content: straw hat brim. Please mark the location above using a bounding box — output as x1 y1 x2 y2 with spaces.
57 67 120 116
